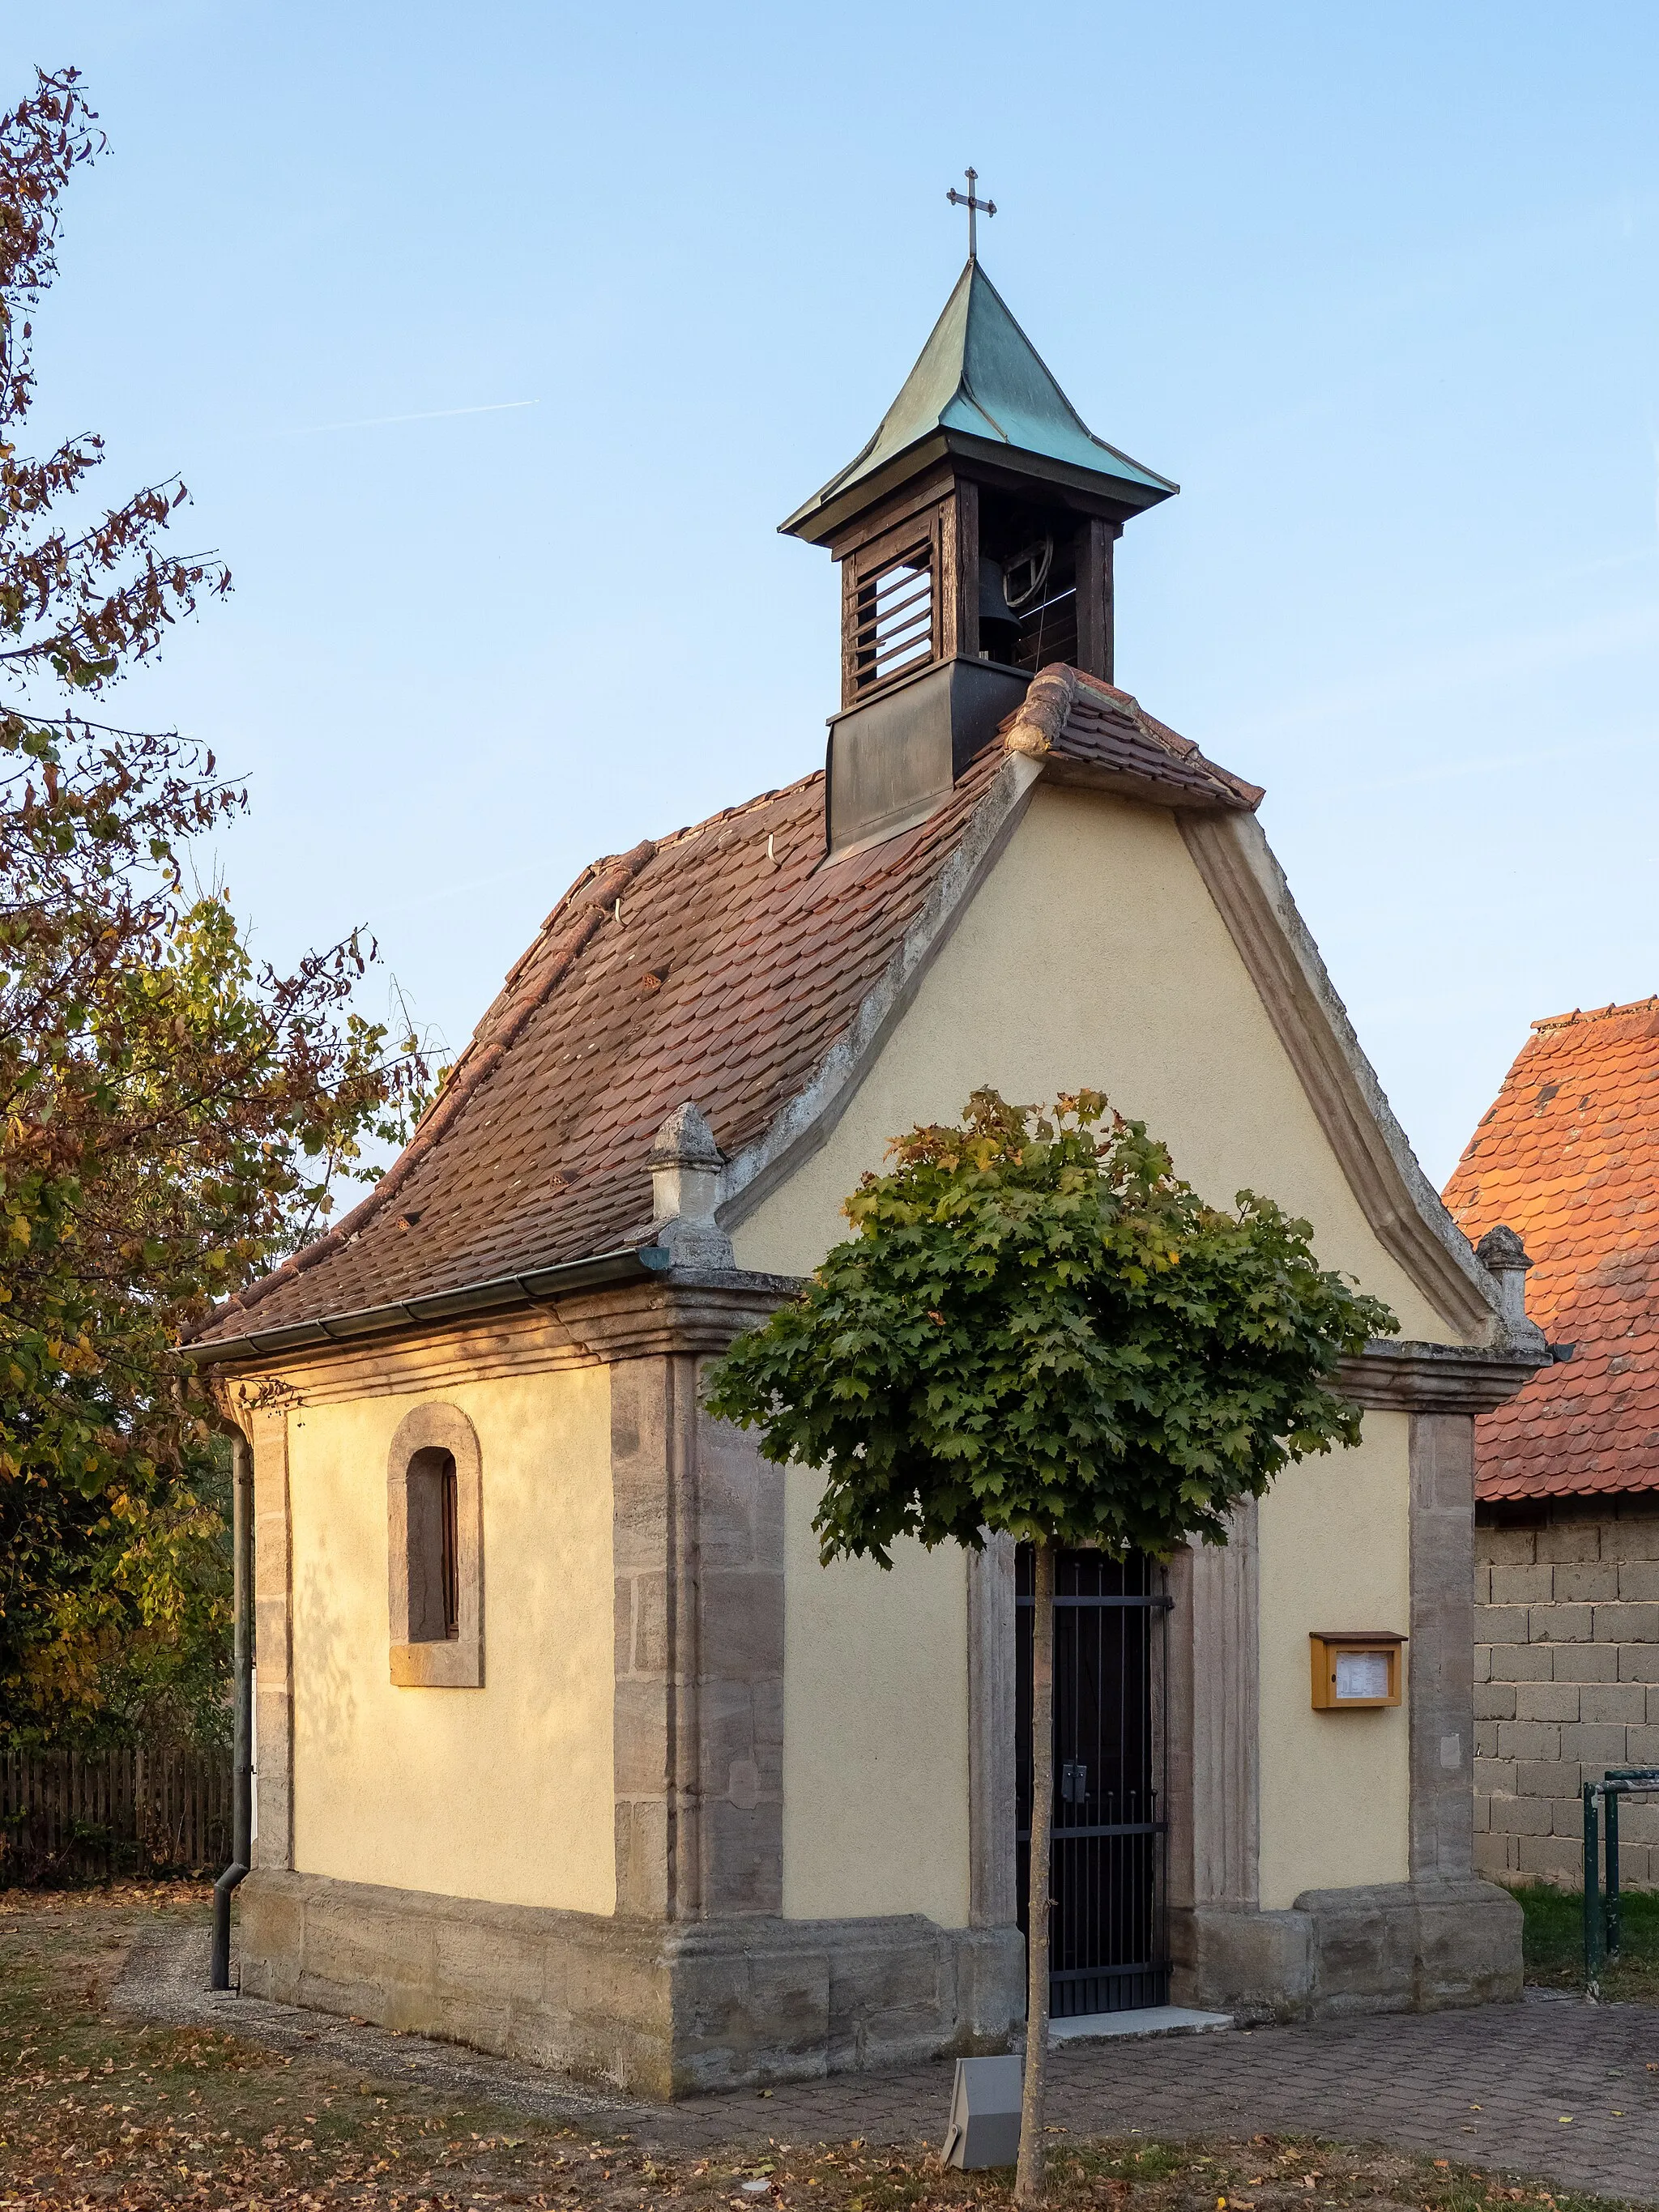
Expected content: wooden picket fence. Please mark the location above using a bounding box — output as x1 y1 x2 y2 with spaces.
0 1745 232 1887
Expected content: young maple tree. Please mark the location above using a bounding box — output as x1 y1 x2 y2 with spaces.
0 68 425 1744
703 1088 1395 2205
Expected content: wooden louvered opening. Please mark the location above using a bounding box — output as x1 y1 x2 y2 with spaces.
855 543 934 692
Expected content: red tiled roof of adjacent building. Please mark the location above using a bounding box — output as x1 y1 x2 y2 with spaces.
1444 996 1659 1502
194 668 1260 1349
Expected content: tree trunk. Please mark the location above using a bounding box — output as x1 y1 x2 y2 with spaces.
1015 1537 1055 2207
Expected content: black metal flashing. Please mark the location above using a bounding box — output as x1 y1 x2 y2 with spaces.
181 1244 673 1367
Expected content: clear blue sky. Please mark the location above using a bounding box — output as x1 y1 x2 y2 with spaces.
15 2 1659 1191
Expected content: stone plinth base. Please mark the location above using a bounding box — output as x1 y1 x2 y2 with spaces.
237 1869 1024 2100
1171 1876 1523 2023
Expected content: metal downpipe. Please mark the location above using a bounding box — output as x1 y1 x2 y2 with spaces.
211 1426 254 1991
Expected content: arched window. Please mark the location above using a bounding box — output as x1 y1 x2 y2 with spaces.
387 1404 483 1687
405 1447 459 1642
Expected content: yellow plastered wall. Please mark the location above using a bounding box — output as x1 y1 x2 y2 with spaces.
287 1367 615 1913
779 1467 970 1928
736 785 1452 1923
1256 1409 1412 1907
732 784 1453 1341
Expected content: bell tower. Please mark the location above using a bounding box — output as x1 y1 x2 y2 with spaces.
783 191 1175 856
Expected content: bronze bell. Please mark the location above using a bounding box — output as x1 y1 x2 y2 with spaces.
1000 535 1054 611
978 556 1021 661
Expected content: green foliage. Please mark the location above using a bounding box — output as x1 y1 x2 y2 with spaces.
1507 1880 1659 2003
0 69 428 1742
6 1438 235 1750
704 1089 1397 1566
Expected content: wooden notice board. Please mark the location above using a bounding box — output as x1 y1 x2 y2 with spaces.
1309 1630 1405 1710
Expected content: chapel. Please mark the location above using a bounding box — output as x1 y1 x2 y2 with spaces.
190 229 1550 2097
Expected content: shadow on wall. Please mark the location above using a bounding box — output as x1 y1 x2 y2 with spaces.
295 1550 360 1760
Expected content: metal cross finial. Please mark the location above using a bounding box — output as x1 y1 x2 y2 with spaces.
946 167 996 261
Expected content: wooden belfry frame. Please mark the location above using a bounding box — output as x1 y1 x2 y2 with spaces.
833 462 1122 713
781 204 1178 720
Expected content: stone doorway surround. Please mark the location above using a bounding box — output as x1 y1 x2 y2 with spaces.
1159 1343 1537 2021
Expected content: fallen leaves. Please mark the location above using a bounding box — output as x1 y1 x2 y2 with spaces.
1 1890 1653 2212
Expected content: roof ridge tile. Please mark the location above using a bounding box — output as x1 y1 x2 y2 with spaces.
1532 995 1659 1033
1006 662 1265 810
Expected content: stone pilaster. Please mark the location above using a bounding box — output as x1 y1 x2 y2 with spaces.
1184 1498 1261 1911
1164 1500 1287 2008
1410 1413 1478 1877
249 1403 294 1870
609 1345 785 1921
966 1532 1017 1929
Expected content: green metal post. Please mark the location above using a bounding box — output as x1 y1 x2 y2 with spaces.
1606 1784 1622 1959
1583 1781 1602 1989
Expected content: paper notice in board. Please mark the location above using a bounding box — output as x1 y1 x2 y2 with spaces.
1334 1649 1390 1700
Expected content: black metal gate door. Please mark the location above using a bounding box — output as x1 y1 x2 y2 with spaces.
1016 1545 1171 2017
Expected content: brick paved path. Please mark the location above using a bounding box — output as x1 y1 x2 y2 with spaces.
117 1929 1659 2205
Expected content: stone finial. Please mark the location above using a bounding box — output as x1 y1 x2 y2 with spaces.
1475 1223 1533 1331
646 1102 733 1270
648 1101 724 1175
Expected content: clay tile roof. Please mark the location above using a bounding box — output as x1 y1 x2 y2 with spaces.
194 670 1260 1348
1009 666 1266 809
1444 995 1659 1502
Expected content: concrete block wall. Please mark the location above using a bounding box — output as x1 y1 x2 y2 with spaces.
1474 1498 1659 1887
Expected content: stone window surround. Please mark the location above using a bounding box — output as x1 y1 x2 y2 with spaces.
387 1401 484 1688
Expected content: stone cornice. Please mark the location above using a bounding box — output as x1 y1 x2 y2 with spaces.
205 1267 799 1410
1338 1339 1547 1414
554 1272 796 1362
182 1245 669 1370
205 1269 1542 1419
1177 810 1509 1348
718 783 1525 1364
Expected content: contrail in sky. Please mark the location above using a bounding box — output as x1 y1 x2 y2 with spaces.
279 399 538 436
